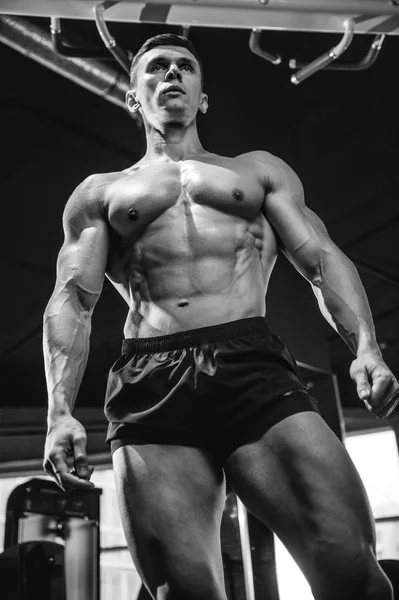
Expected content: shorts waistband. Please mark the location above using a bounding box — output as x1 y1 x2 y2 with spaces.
121 316 270 355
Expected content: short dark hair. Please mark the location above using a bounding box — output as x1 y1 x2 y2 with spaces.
129 34 204 89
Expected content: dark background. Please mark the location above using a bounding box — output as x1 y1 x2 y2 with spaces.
1 19 399 458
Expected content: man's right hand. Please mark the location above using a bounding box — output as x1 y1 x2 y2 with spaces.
43 414 94 491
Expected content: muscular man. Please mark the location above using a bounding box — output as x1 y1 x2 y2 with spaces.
43 34 398 600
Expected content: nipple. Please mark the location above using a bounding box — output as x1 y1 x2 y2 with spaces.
178 300 189 307
128 207 139 220
232 189 244 202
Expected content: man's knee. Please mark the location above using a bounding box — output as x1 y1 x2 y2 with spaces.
154 580 226 600
147 558 227 600
308 539 392 600
364 558 394 600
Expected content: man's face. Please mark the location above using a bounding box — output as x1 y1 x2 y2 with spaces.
128 46 208 126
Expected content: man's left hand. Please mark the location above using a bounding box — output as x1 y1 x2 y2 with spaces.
349 351 399 415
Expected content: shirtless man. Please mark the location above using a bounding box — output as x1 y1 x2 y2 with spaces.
43 34 397 600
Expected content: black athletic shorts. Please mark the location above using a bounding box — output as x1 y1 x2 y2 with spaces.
105 316 321 463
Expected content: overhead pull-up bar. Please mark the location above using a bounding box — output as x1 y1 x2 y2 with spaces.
1 0 399 36
1 0 396 87
249 28 386 83
291 18 355 84
94 0 131 74
90 0 385 85
289 34 386 73
248 18 386 84
50 0 392 85
249 30 282 66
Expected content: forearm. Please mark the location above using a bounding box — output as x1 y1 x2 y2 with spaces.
43 286 92 420
311 250 380 357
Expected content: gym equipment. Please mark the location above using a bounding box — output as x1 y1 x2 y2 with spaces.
0 478 101 600
0 0 398 89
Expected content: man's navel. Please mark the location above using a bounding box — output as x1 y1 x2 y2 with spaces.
178 299 190 308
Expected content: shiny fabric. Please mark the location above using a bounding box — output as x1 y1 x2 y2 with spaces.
105 316 321 461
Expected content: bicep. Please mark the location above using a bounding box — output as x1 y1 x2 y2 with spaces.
53 179 109 311
263 159 337 282
57 223 108 301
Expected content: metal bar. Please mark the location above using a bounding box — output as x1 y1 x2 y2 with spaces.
375 516 399 523
0 453 112 476
237 498 256 600
291 17 355 84
290 34 386 71
114 0 398 13
253 0 399 14
101 545 129 552
2 1 399 35
249 29 282 65
65 518 99 600
2 0 399 15
297 361 333 376
343 408 399 433
0 15 130 110
0 424 106 436
93 1 131 74
332 372 346 439
50 16 112 58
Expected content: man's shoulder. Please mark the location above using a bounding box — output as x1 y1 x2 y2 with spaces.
239 150 302 191
238 150 289 171
67 171 123 211
75 171 123 199
239 149 274 162
63 171 123 229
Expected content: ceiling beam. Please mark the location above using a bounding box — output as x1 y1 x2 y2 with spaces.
1 0 399 35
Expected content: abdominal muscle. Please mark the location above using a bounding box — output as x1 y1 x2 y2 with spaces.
124 262 269 338
105 180 279 338
120 227 277 338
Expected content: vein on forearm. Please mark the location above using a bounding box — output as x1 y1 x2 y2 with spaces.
43 278 95 413
309 247 377 355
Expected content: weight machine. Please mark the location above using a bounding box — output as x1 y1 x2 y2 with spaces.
0 478 101 600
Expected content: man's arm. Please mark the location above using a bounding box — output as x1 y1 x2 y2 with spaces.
43 174 108 489
255 150 398 414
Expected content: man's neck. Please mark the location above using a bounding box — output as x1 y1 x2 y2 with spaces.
142 121 206 162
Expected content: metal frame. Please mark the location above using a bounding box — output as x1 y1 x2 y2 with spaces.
94 1 131 73
237 498 256 600
289 33 386 72
291 17 355 84
1 0 399 35
249 29 282 65
2 0 398 86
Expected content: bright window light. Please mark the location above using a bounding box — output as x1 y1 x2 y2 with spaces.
275 534 315 600
274 427 399 599
345 429 399 519
89 469 142 600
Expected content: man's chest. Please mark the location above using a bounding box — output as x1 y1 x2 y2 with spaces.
105 158 266 239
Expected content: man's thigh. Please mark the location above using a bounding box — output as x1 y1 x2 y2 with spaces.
223 412 376 570
112 443 227 599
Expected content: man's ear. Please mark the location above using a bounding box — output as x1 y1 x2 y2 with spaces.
126 90 140 113
199 93 208 114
